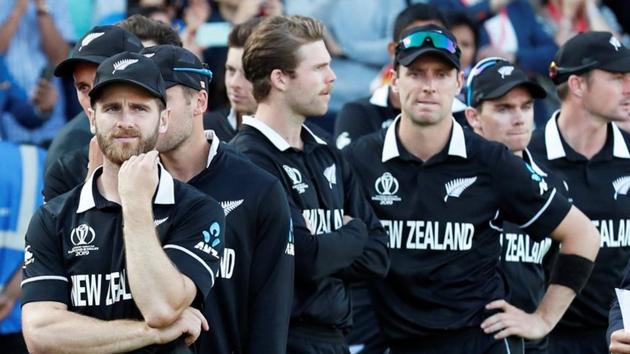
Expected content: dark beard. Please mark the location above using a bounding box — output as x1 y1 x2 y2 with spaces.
97 125 159 165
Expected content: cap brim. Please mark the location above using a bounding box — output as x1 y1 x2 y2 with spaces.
398 47 460 69
89 78 165 106
481 79 547 103
600 55 630 73
54 55 108 77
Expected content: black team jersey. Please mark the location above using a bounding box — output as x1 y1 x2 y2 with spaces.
230 117 390 332
189 132 294 354
44 145 89 202
345 116 572 345
498 149 568 352
203 108 237 143
529 114 630 330
21 165 225 353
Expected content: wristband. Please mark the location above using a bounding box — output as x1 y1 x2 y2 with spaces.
549 253 595 294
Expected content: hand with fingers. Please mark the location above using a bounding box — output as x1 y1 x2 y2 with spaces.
118 150 160 207
611 329 630 354
480 299 551 340
154 307 209 347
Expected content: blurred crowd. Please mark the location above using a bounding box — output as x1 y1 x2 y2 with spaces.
0 0 628 148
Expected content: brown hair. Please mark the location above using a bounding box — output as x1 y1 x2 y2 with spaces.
242 15 325 102
228 17 264 48
118 14 182 47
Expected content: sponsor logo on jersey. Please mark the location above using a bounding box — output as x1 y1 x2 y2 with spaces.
23 245 34 267
525 163 548 195
372 172 401 205
195 222 221 258
283 165 309 194
69 224 99 257
443 177 477 202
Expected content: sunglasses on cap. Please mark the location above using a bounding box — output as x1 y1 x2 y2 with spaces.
173 66 214 82
465 57 508 107
399 30 458 54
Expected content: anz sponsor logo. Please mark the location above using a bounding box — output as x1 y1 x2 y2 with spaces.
283 165 309 194
381 219 475 251
593 219 630 248
70 270 132 307
500 233 552 264
195 222 221 259
525 163 548 196
69 224 99 257
372 172 401 206
302 209 344 235
23 245 34 268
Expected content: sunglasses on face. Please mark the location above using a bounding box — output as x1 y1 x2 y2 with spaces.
399 31 458 54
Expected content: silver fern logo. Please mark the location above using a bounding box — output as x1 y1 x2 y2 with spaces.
79 32 104 51
613 176 630 200
444 177 477 202
220 199 244 216
610 36 622 51
112 59 139 74
323 164 336 189
498 66 514 79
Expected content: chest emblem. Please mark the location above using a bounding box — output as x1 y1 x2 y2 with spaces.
69 224 99 257
220 199 244 216
372 172 401 206
323 164 337 189
283 165 309 194
444 177 477 202
613 176 630 200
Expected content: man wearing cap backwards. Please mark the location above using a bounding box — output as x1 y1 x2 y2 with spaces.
20 52 225 354
345 24 600 354
231 15 390 354
526 31 630 354
464 58 563 354
141 44 294 354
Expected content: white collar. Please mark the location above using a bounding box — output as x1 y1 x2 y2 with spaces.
242 116 327 151
227 108 238 131
382 115 467 162
369 85 389 107
544 110 630 159
76 163 175 213
204 130 221 168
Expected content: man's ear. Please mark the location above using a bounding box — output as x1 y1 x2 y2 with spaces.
567 75 585 99
391 68 400 94
270 69 288 92
159 108 170 134
464 106 482 133
193 90 208 116
87 107 96 134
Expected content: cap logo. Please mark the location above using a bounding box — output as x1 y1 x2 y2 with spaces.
610 36 622 51
143 53 155 58
79 32 105 51
498 66 514 79
112 59 139 74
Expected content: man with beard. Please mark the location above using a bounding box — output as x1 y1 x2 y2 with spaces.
142 44 294 354
20 52 225 354
528 31 630 354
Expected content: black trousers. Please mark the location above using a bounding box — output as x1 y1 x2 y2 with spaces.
287 323 350 354
548 326 607 354
389 328 524 354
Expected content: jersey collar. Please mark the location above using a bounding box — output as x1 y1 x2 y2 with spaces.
203 129 221 168
544 110 630 160
382 115 467 163
242 116 327 151
77 163 175 213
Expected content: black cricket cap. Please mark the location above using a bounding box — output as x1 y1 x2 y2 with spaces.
468 59 546 107
395 24 461 70
55 25 144 77
549 31 630 84
89 52 166 106
141 45 212 92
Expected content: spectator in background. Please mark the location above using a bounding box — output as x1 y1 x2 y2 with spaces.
446 12 479 79
0 59 57 139
0 0 75 147
536 0 620 46
0 142 46 354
